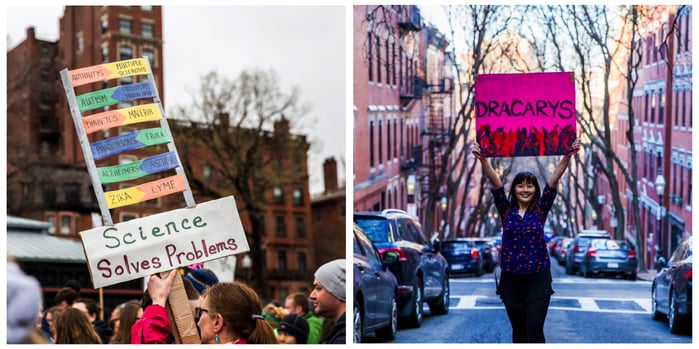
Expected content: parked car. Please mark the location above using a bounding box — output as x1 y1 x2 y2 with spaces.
441 238 484 276
552 237 574 266
579 239 637 280
548 236 565 254
354 209 450 328
353 223 399 343
471 238 498 273
651 237 693 334
565 231 611 275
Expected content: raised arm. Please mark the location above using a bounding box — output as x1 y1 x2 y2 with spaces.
547 138 581 188
472 142 503 190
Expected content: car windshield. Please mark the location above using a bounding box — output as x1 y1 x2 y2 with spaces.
355 218 392 243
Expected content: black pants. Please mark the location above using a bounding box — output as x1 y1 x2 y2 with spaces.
505 296 550 343
498 269 553 343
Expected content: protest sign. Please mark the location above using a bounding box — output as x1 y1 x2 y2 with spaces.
474 72 576 157
81 196 249 288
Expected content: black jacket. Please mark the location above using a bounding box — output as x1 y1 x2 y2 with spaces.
320 312 346 344
93 320 113 344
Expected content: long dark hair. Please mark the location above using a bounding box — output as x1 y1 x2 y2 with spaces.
507 171 541 212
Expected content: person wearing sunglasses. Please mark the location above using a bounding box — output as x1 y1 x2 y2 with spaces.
472 138 580 343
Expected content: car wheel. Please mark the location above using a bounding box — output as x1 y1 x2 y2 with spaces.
375 294 397 341
429 276 450 315
402 278 423 328
476 262 484 277
668 290 686 334
565 261 573 275
628 273 637 281
651 284 664 321
353 300 363 343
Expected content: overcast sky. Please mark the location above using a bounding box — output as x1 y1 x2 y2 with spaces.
5 5 347 195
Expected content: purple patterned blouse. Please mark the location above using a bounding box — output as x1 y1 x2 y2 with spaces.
492 184 557 274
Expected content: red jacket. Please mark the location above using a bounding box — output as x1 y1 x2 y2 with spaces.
131 304 171 344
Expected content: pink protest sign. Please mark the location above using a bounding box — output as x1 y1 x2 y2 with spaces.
474 72 576 157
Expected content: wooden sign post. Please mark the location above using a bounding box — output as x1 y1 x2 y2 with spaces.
60 58 249 344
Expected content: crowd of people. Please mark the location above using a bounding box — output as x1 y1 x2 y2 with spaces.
7 257 347 345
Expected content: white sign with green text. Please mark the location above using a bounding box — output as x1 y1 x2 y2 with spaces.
80 196 249 288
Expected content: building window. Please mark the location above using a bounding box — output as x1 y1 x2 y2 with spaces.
277 250 287 271
42 183 56 204
119 18 133 34
295 216 306 238
141 5 153 11
40 69 50 82
76 34 83 52
658 90 665 124
120 213 138 222
120 45 133 60
142 48 155 66
64 183 80 203
46 214 56 234
367 32 373 81
274 186 284 204
60 215 72 235
688 168 692 206
203 164 212 182
369 119 375 168
387 118 391 161
101 17 108 34
40 46 50 57
102 45 109 62
275 215 286 237
293 188 303 206
120 75 133 85
142 22 154 37
297 252 307 272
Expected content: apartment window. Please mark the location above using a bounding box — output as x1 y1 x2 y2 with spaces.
376 34 382 83
277 250 287 271
46 214 56 234
378 118 383 164
674 90 679 127
369 119 375 168
393 117 397 158
40 69 50 82
142 22 154 38
274 186 284 204
76 34 83 52
42 183 56 204
142 48 155 65
203 164 212 182
275 215 286 237
40 46 50 58
650 93 656 123
293 188 303 206
102 46 108 62
119 18 133 34
64 183 80 203
120 45 133 60
387 118 391 161
385 37 390 84
101 17 108 34
367 32 373 81
681 90 687 127
295 216 306 238
658 90 664 124
297 252 307 272
688 169 692 206
60 215 72 235
120 75 133 85
120 213 137 222
141 5 153 11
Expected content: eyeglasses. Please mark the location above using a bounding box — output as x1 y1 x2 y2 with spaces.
194 307 210 323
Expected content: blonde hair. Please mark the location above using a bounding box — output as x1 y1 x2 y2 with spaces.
204 282 278 344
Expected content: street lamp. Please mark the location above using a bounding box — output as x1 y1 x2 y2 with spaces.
655 172 666 262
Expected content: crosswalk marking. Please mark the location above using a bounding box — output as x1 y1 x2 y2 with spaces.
448 295 651 314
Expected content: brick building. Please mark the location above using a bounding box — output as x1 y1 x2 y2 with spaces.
311 158 347 267
609 5 693 267
353 5 455 234
7 5 322 305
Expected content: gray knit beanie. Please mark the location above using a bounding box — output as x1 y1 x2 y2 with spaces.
6 262 42 344
314 259 346 302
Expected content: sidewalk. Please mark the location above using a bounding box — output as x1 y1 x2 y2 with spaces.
637 269 658 281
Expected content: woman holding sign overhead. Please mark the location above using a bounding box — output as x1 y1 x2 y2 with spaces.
471 138 580 343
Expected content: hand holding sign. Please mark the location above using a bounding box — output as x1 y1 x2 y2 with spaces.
148 269 178 307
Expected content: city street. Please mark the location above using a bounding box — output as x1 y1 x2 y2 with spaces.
363 258 692 344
